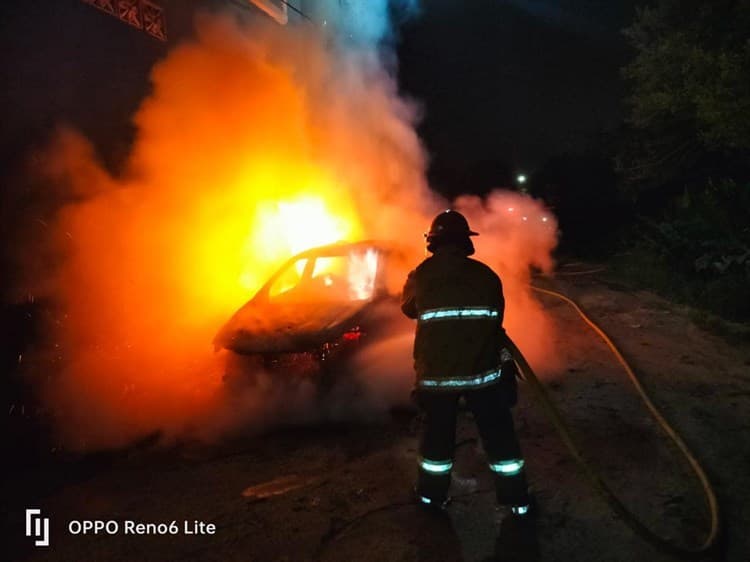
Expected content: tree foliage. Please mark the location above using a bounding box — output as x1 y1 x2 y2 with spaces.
619 0 750 184
615 1 750 321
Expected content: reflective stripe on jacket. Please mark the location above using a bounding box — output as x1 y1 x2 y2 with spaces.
401 246 506 391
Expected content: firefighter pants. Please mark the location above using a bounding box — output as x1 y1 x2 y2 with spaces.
415 383 529 506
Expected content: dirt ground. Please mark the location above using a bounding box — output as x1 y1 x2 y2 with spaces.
5 273 750 562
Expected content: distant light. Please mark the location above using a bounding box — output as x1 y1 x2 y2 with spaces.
517 174 527 184
522 216 528 221
508 207 514 212
542 217 548 222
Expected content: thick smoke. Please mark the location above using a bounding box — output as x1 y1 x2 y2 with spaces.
457 191 559 374
14 7 558 450
309 0 419 48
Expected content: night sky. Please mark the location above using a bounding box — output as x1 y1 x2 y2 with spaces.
0 0 638 193
398 0 637 195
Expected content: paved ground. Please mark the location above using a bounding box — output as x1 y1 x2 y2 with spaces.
5 274 750 561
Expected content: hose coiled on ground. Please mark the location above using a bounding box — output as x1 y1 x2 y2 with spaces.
507 285 721 559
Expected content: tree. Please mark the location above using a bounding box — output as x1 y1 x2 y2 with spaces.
619 0 750 186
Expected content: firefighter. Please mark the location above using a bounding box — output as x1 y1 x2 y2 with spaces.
401 209 531 517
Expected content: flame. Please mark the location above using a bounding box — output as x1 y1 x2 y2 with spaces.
348 248 379 300
242 195 361 288
18 15 559 450
24 18 383 448
273 198 353 255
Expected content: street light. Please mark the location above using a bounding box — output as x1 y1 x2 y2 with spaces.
516 174 527 184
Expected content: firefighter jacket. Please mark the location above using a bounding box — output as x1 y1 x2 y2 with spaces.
401 246 516 400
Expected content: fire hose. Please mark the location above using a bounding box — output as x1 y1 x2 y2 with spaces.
316 285 721 560
506 285 721 559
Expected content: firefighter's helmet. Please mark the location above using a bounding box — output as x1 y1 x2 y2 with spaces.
425 210 478 241
424 210 478 255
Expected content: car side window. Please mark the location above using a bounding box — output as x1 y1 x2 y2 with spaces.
266 249 381 302
311 250 380 301
311 256 348 290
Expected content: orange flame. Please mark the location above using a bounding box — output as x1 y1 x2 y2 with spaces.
19 15 558 449
28 18 387 448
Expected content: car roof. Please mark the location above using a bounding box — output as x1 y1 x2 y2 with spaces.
286 240 392 259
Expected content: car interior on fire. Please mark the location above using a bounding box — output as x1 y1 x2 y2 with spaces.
213 242 395 356
265 247 380 303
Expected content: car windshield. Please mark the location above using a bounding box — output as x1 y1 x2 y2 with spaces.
268 248 380 303
268 257 308 299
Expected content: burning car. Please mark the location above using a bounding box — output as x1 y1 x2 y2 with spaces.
214 241 412 381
